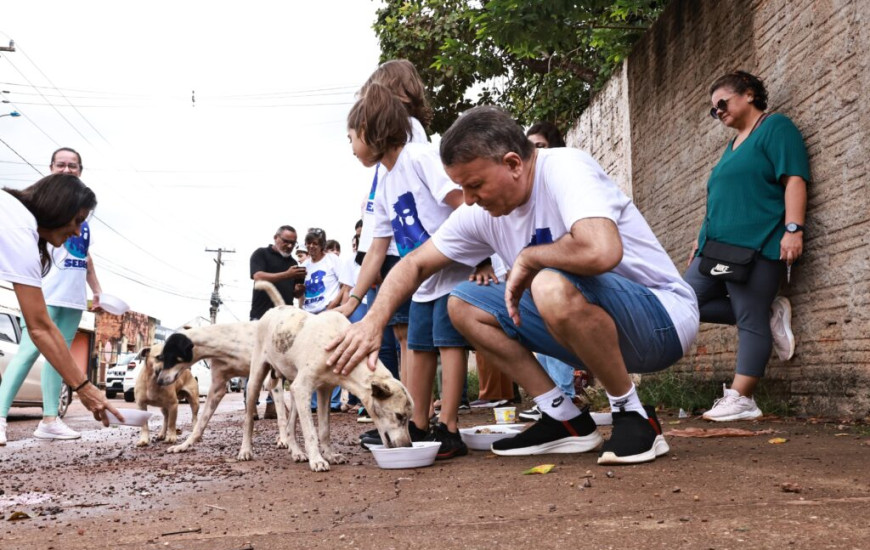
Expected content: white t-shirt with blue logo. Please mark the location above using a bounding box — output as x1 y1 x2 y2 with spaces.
41 220 92 310
358 117 428 256
301 253 342 314
431 147 699 354
372 142 473 302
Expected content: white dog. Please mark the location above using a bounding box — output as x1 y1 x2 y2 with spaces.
237 282 414 471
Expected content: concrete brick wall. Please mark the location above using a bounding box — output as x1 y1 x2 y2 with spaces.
571 0 870 418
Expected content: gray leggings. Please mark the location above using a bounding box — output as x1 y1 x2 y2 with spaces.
684 256 784 378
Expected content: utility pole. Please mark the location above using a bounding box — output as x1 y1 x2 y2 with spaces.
205 248 235 324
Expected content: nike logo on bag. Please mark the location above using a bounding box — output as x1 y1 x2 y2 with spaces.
710 264 732 276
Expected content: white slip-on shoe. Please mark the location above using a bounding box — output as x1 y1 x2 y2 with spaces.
33 418 81 440
770 296 795 361
0 417 7 446
702 385 762 422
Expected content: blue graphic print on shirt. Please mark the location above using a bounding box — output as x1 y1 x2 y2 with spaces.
62 220 90 269
527 227 554 248
391 191 430 257
365 164 379 215
305 269 326 307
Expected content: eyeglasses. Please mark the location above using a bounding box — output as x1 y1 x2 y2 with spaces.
709 96 736 119
307 227 325 237
278 237 296 246
53 162 81 171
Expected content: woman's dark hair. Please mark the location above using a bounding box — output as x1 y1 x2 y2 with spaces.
709 70 768 111
348 82 411 161
4 173 97 275
526 121 566 148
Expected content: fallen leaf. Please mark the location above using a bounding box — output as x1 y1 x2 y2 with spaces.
7 510 35 521
768 437 789 444
523 464 555 475
668 428 775 438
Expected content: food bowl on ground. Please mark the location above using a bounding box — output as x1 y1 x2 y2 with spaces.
493 406 517 424
367 441 440 469
459 423 526 451
105 409 152 427
98 293 130 316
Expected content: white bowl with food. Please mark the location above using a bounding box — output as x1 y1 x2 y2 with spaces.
98 293 130 316
367 441 440 469
459 423 526 451
105 409 152 427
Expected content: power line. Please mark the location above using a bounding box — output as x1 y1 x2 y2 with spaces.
0 136 43 176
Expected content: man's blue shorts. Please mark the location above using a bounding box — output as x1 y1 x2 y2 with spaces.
408 294 468 352
449 269 682 374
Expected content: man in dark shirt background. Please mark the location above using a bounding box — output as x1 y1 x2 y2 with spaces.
247 225 306 418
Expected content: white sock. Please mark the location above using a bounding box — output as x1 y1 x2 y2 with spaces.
534 386 580 421
607 384 647 419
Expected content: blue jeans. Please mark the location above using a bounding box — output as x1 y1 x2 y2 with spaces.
450 270 683 374
537 354 576 397
407 294 468 351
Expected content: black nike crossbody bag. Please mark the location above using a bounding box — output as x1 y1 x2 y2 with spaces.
699 222 779 284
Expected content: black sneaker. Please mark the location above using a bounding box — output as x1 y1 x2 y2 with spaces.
491 409 602 456
429 422 468 460
597 405 669 465
361 420 429 450
458 401 471 414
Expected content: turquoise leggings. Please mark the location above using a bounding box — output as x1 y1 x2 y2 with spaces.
0 306 82 418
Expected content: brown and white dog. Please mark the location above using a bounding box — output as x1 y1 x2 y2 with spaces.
149 322 291 453
237 281 414 471
135 345 199 447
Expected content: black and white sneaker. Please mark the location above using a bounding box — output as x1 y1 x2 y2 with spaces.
429 422 468 460
597 405 669 465
518 404 542 422
491 409 602 456
360 420 429 450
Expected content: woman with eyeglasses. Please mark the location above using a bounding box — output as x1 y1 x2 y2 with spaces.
1 174 123 445
684 71 809 422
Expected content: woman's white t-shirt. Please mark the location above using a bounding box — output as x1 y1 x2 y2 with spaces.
432 148 699 354
372 142 472 302
301 253 342 314
0 190 43 288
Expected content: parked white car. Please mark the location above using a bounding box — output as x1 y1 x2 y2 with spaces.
122 357 211 402
105 351 141 399
0 311 72 417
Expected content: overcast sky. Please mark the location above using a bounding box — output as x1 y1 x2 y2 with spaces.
1 1 387 328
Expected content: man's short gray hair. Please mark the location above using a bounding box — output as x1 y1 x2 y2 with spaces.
440 106 535 166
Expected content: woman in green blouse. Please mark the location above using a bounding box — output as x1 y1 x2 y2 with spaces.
685 71 809 422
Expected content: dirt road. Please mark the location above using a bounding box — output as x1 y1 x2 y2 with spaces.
1 393 868 549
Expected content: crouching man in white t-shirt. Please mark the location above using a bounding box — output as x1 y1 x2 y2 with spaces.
328 106 699 465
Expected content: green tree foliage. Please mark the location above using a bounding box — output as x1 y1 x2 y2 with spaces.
373 0 667 134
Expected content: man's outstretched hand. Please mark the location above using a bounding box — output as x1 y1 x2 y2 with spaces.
325 318 382 376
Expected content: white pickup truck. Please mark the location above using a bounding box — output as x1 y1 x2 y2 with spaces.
0 311 72 417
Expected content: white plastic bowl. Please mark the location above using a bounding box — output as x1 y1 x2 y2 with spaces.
105 409 152 427
368 441 440 469
459 423 526 451
99 293 130 316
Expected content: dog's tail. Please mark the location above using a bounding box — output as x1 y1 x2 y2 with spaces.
254 280 286 306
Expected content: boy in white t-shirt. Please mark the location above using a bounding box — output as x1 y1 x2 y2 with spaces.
328 106 699 465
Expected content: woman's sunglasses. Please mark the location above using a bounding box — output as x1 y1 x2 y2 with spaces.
709 96 735 119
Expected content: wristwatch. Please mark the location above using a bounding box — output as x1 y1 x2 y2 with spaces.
785 222 804 234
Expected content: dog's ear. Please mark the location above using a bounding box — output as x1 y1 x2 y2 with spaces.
370 380 393 401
